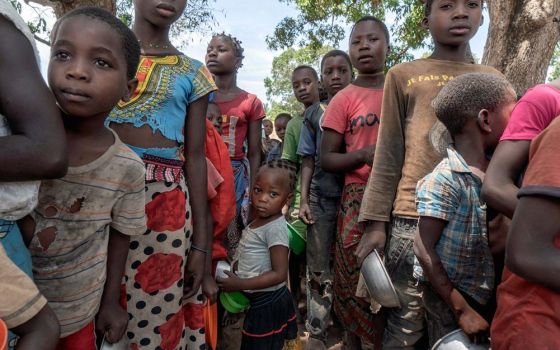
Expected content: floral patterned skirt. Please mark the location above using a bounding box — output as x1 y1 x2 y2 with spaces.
122 177 205 350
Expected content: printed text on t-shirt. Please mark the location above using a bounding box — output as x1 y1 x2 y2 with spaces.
350 113 380 135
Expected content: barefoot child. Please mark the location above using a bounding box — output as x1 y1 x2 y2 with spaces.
107 0 216 348
18 7 146 347
413 73 516 346
206 33 265 260
297 50 352 348
320 16 389 349
357 1 502 347
218 159 298 350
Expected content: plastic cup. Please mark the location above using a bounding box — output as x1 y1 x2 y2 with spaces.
220 291 249 313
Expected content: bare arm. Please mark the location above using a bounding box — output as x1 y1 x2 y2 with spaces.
218 245 289 292
0 16 67 181
299 156 314 224
414 217 489 337
320 128 373 173
506 196 560 292
183 95 209 298
96 229 130 343
483 140 530 219
247 120 262 185
12 305 59 350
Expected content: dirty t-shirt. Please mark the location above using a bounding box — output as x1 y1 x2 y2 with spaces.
321 84 383 186
359 59 502 222
28 131 147 337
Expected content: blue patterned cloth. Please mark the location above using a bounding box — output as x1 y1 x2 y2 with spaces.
414 147 494 305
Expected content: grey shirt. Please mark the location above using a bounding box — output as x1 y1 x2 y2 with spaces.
234 216 289 292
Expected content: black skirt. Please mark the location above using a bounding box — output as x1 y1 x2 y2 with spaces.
241 285 298 350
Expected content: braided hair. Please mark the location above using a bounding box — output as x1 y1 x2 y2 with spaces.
212 32 245 68
259 159 297 193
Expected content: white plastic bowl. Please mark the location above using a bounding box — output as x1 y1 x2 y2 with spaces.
432 329 490 350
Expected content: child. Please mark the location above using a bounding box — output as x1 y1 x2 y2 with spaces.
18 7 146 348
357 1 502 347
297 50 352 348
261 119 279 162
491 118 560 350
320 16 388 349
107 0 216 348
0 0 66 348
283 65 321 319
267 113 292 162
483 76 560 218
412 73 516 347
217 159 298 350
206 33 266 260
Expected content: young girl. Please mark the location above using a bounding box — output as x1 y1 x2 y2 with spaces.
261 119 279 163
205 33 266 260
217 159 298 350
106 0 216 348
320 17 389 349
297 50 353 347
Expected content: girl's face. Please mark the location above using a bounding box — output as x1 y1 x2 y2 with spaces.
134 0 187 28
205 36 240 75
251 168 292 219
274 118 289 141
321 56 352 98
349 20 388 75
291 68 320 107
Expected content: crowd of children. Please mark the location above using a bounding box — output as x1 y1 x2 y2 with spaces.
0 0 559 350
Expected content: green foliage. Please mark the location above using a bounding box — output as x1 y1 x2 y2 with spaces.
264 45 332 118
13 0 216 46
548 43 560 82
267 0 430 68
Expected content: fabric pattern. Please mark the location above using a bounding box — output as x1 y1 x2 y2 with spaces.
225 158 250 260
333 184 384 347
29 133 147 337
107 55 216 160
415 147 493 305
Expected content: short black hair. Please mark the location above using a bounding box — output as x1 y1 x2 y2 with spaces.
320 50 352 73
212 32 245 65
425 0 484 16
292 65 319 81
262 119 273 125
275 113 292 124
52 6 140 80
432 73 515 135
350 16 390 45
259 159 297 192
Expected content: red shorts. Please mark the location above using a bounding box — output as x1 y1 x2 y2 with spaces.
57 321 96 350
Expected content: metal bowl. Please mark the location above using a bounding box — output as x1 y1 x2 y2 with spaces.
432 329 490 350
215 260 231 280
359 250 400 308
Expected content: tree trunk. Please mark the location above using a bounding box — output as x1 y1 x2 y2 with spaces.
27 0 116 17
482 0 560 95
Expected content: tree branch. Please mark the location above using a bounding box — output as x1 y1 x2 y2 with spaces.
34 33 50 46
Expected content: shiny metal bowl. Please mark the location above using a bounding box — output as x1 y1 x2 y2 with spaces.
215 260 231 280
432 329 490 350
360 250 400 308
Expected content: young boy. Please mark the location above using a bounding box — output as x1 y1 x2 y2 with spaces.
491 117 560 350
18 7 146 347
282 65 321 319
412 73 516 346
356 1 502 347
267 113 292 162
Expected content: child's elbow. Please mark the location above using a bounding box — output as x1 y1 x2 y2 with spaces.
505 248 531 280
39 155 68 179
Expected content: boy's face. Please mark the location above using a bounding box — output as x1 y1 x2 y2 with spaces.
321 55 352 98
423 0 483 47
349 20 388 75
486 89 516 150
205 36 240 75
48 17 135 119
291 68 320 107
263 120 273 136
274 118 289 141
133 0 186 27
